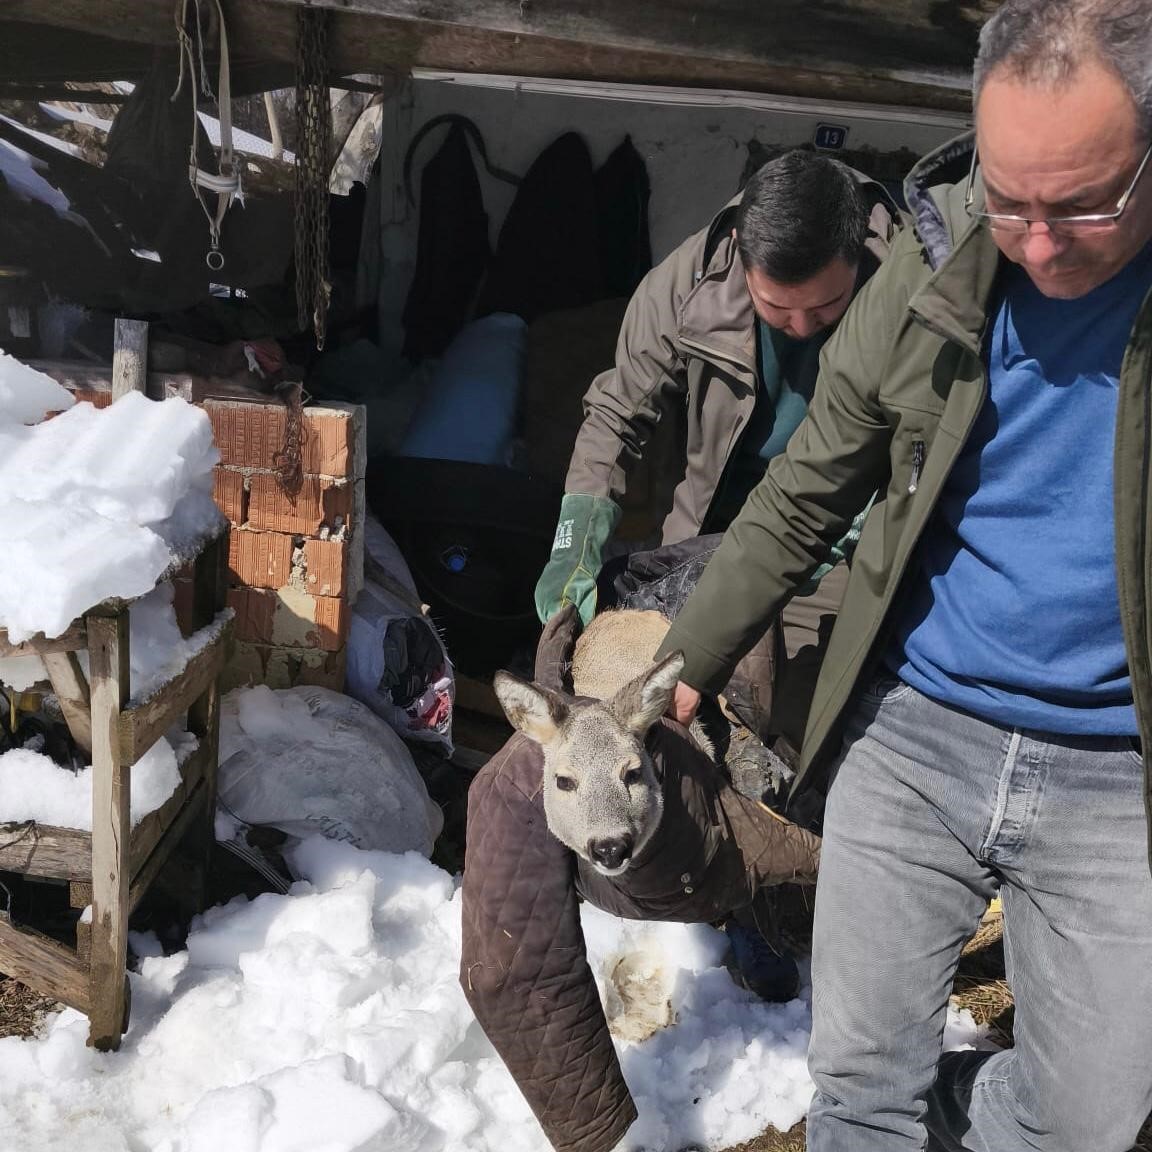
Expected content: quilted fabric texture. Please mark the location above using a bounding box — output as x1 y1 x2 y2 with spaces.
459 720 820 1152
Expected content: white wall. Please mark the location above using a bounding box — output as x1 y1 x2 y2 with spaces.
365 72 970 356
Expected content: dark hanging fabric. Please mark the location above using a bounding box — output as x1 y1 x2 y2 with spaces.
593 135 652 298
476 131 604 324
401 119 492 362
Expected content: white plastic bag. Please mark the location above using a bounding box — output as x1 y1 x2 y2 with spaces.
218 685 444 858
346 516 455 754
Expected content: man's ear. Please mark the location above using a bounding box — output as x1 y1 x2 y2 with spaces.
493 671 570 745
608 651 685 737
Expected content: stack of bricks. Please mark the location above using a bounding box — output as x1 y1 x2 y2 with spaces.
201 399 366 693
51 383 366 692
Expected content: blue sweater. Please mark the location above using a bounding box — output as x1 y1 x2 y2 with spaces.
890 243 1152 734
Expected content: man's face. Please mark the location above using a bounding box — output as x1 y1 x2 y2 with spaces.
976 59 1152 299
744 256 858 340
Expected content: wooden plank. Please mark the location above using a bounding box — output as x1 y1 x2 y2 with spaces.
119 623 232 767
454 673 507 721
41 651 93 755
128 779 210 916
192 536 227 629
127 738 211 880
111 318 148 399
0 916 89 1014
0 621 87 657
0 822 90 880
282 0 983 73
187 683 221 915
189 542 225 914
86 610 130 1051
0 0 977 111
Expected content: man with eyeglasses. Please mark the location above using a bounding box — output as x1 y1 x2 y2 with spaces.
649 0 1152 1148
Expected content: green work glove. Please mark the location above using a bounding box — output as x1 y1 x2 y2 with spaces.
534 493 621 627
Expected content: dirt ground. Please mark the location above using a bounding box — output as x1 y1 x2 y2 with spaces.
0 909 1149 1152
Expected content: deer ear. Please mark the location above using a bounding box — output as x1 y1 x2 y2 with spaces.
493 671 570 745
609 651 685 737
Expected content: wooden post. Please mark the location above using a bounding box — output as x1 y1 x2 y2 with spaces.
186 536 227 913
86 609 131 1050
111 319 149 400
41 651 92 755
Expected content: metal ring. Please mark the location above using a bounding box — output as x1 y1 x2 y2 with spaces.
205 249 225 271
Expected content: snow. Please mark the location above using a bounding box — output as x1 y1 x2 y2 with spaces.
0 736 183 830
0 351 74 423
0 583 225 698
0 836 988 1152
0 359 224 644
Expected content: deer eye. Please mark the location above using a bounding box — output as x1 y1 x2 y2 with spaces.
622 767 644 788
554 775 577 792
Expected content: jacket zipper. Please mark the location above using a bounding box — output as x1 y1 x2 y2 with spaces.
909 439 925 494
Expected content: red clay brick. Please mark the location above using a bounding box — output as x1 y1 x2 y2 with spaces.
228 528 294 590
205 401 356 476
226 587 276 645
311 596 349 652
246 474 351 535
302 538 349 598
212 467 247 525
70 388 113 409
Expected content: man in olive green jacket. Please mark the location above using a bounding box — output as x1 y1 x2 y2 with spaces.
661 1 1152 1149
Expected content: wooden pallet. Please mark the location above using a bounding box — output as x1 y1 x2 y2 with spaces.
0 531 230 1050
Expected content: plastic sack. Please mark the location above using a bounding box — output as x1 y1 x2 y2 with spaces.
347 580 455 755
345 516 455 753
218 685 444 858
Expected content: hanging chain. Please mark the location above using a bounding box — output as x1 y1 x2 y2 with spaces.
295 7 331 350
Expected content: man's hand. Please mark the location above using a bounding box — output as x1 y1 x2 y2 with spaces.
671 681 701 726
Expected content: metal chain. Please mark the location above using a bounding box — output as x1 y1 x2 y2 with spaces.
295 7 331 350
272 381 305 499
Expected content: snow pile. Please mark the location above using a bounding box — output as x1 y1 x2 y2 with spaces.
219 685 444 858
0 360 224 643
0 350 74 424
0 736 184 830
0 582 221 697
0 837 987 1152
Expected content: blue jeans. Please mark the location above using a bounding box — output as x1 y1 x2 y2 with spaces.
806 677 1152 1152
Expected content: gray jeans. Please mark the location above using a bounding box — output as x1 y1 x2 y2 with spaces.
806 676 1152 1152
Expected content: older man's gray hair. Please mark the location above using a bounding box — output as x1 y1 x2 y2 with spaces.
974 0 1152 136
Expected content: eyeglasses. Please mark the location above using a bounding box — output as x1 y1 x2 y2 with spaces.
964 139 1152 237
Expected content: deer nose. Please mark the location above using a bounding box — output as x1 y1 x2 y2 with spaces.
588 835 634 871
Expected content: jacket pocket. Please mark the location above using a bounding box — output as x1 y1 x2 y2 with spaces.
858 673 914 706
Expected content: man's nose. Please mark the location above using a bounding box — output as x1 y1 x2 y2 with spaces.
1020 220 1069 264
789 312 819 338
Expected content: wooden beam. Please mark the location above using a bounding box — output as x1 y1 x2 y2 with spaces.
0 821 90 880
0 0 980 111
118 622 233 767
111 319 148 400
0 917 89 1015
86 609 131 1051
280 0 984 73
128 779 209 915
0 622 88 658
127 737 211 881
41 651 93 755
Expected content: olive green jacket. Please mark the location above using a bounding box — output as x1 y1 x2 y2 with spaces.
659 134 1152 811
565 170 903 545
